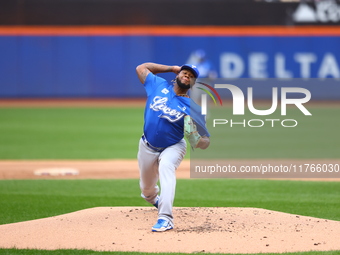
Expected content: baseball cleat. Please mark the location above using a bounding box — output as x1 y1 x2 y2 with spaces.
153 196 159 209
151 219 173 232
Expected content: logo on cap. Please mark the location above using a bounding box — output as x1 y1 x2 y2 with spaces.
181 64 200 78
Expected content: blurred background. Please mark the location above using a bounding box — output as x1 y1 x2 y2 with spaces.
0 0 339 99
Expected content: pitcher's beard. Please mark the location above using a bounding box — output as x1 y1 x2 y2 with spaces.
176 77 191 89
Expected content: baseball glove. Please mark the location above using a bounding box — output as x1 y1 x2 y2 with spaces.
184 115 201 149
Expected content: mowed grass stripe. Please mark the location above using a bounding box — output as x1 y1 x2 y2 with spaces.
0 107 143 159
0 179 339 225
0 107 339 159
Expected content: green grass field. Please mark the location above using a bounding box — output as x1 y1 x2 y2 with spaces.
1 179 340 225
0 106 339 255
0 107 144 159
0 107 339 159
194 106 340 159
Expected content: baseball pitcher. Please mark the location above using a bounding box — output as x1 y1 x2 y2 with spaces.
136 62 210 232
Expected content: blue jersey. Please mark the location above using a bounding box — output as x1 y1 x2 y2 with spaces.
143 73 210 148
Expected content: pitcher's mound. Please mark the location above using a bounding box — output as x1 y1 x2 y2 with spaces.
0 207 339 254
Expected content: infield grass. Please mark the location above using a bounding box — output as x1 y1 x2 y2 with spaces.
0 107 339 159
0 107 143 159
1 179 339 224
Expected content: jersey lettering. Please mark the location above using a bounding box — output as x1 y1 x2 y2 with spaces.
150 96 185 122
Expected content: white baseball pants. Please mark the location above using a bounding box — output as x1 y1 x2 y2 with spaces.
137 137 187 227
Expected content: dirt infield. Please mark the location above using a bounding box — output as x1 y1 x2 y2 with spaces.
1 159 340 180
0 159 189 179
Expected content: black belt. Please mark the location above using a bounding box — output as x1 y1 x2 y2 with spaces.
142 135 166 152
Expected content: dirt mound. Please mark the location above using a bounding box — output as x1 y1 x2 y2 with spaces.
0 207 339 254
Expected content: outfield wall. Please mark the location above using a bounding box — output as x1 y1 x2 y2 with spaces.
0 26 339 99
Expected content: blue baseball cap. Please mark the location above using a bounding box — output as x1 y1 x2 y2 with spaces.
180 64 199 78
